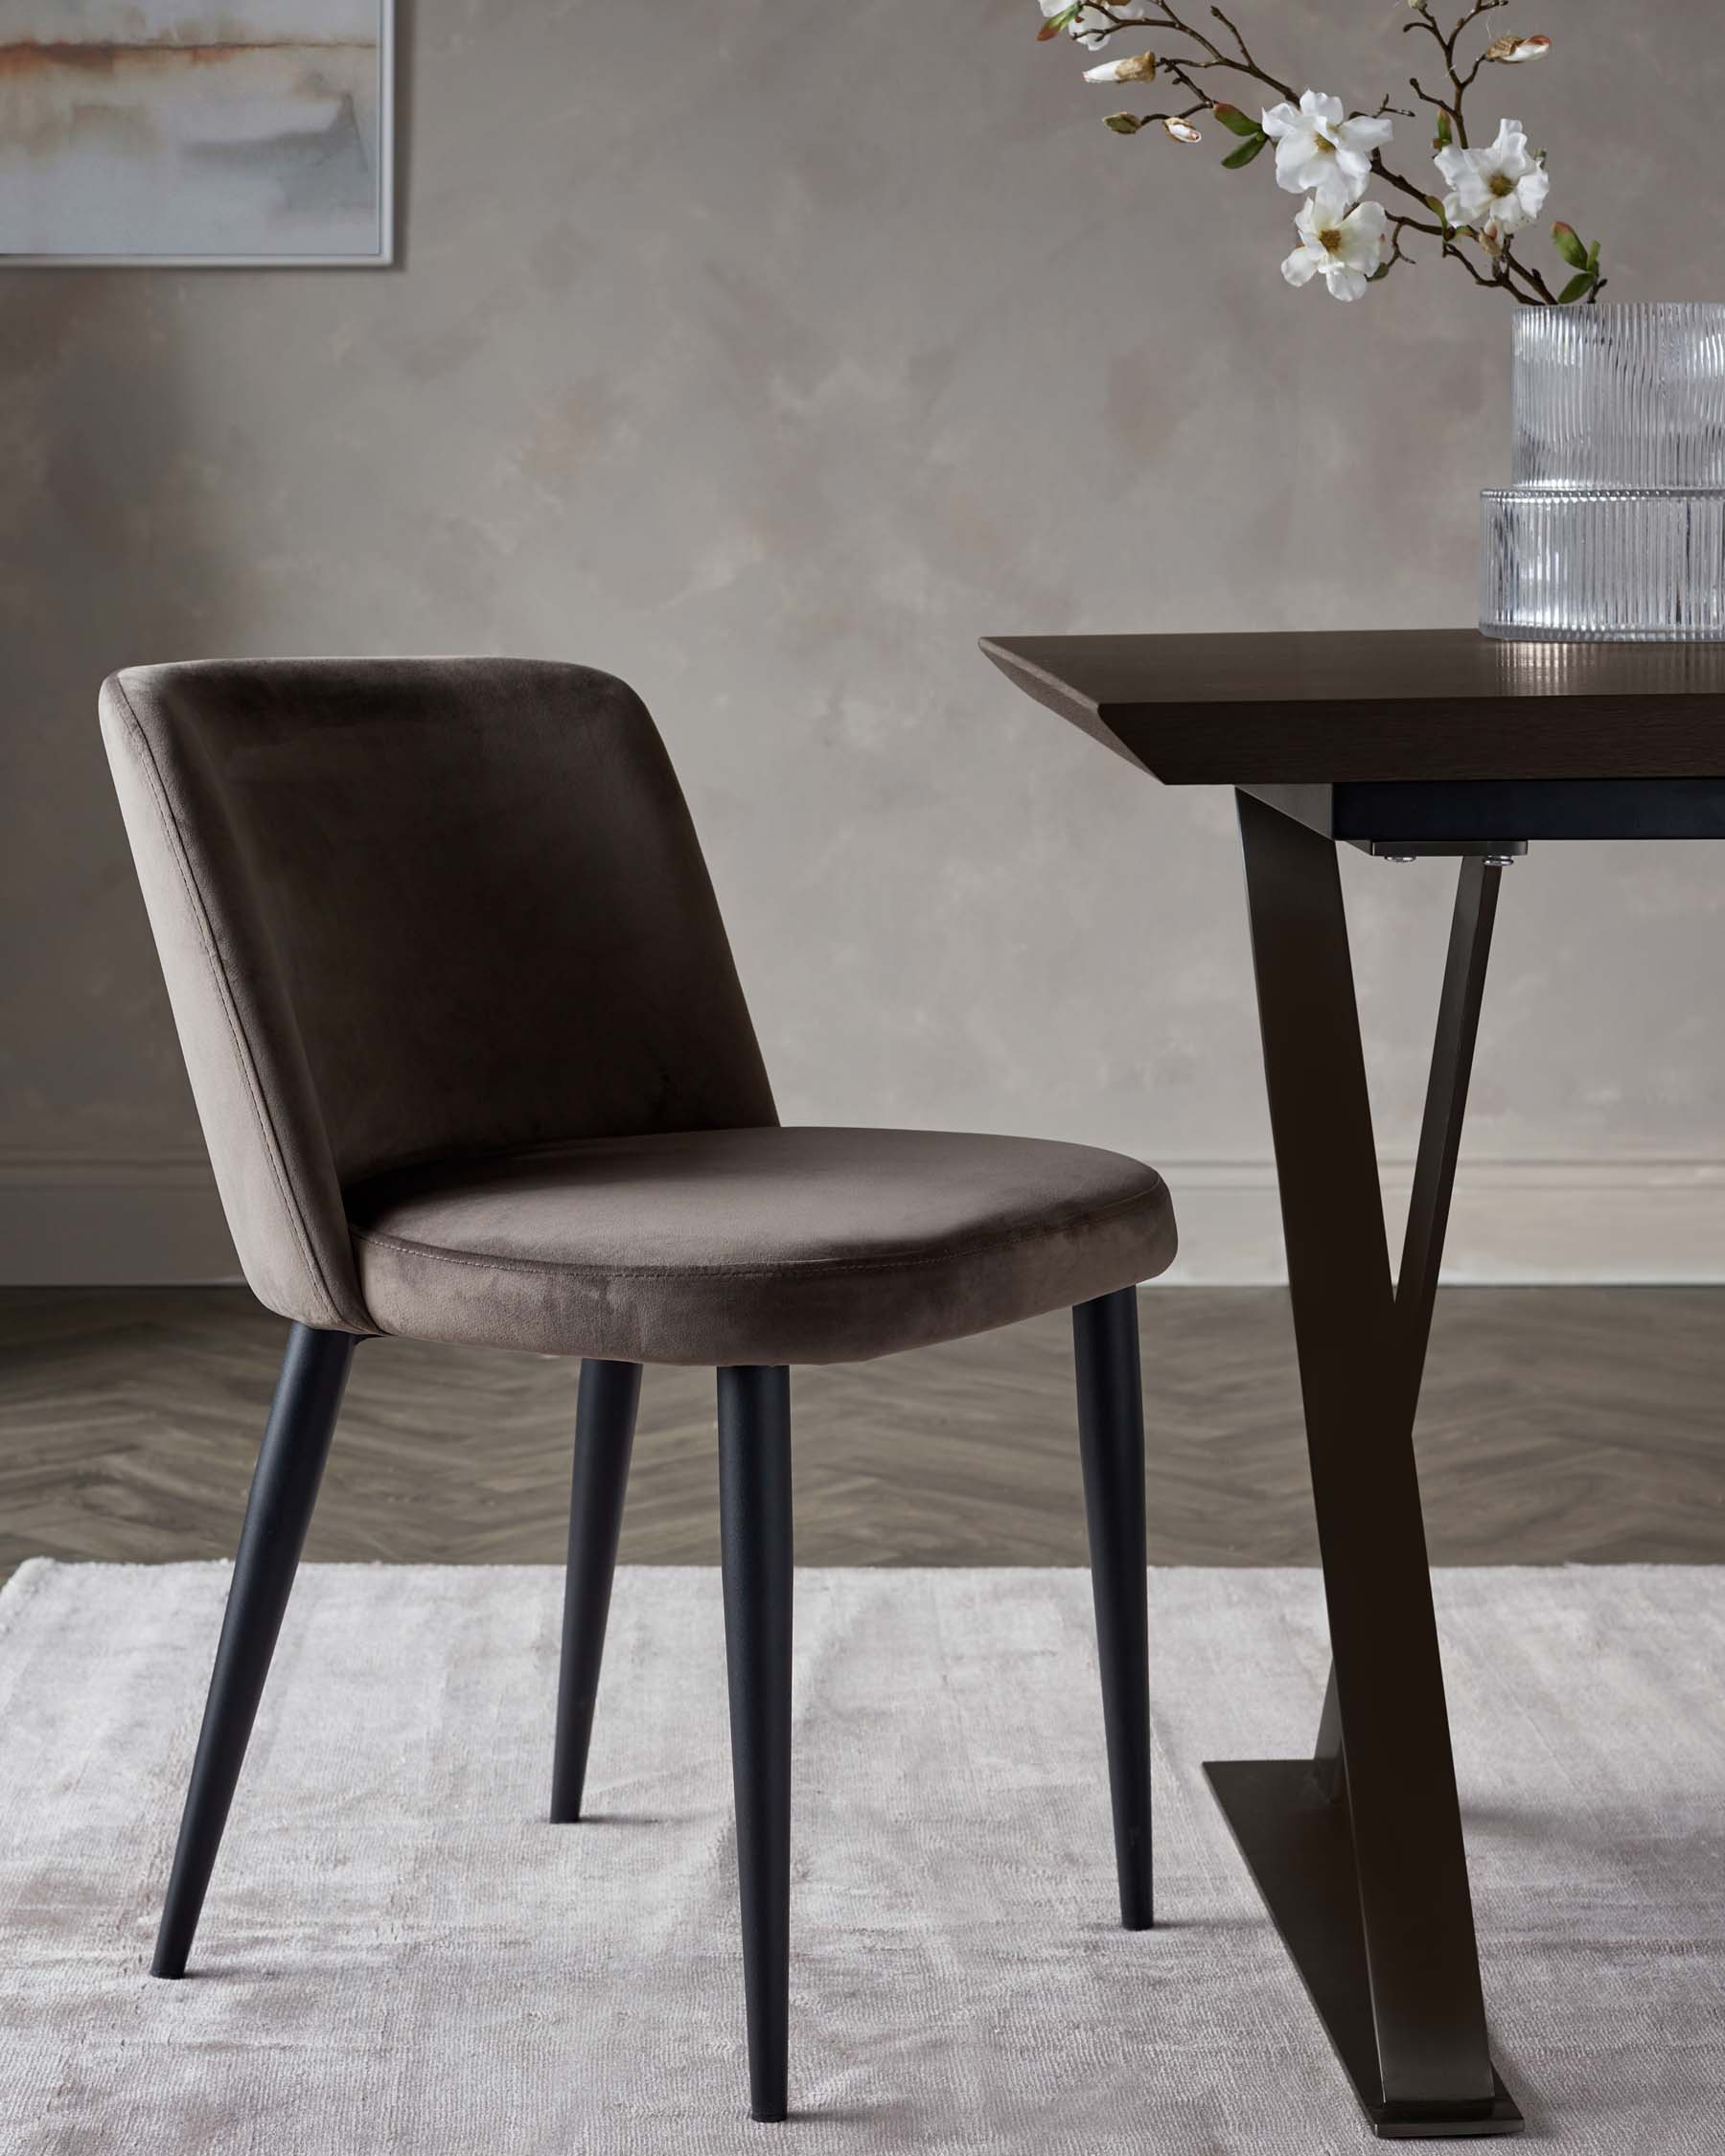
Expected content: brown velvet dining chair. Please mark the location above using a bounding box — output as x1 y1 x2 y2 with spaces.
100 656 1178 2122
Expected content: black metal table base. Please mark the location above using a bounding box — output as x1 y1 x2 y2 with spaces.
1207 1761 1523 2139
1211 795 1524 2138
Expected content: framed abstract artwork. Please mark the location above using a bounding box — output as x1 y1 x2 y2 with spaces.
0 0 394 265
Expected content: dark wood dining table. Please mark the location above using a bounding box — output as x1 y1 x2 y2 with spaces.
981 629 1725 2141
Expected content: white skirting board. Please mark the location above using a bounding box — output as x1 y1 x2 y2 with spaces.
0 1155 241 1286
2 1151 1724 1287
1157 1155 1725 1286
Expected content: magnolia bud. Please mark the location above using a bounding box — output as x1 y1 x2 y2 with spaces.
1485 33 1552 62
1162 115 1202 143
1104 111 1144 134
1083 49 1156 84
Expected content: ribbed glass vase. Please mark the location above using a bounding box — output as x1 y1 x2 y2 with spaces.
1481 303 1725 641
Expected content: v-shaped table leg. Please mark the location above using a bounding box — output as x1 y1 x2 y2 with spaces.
1205 792 1522 2139
1314 844 1503 1790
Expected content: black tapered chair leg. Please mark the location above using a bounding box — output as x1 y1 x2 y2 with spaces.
716 1365 794 2124
551 1359 642 1823
1072 1285 1154 1931
152 1320 356 1979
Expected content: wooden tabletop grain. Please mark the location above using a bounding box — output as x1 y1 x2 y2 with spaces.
980 630 1725 785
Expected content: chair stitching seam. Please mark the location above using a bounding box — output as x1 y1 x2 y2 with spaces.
348 1183 1169 1282
111 685 346 1329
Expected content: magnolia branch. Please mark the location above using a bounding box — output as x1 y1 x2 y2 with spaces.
1402 0 1512 141
1081 1 1295 101
1056 0 1604 308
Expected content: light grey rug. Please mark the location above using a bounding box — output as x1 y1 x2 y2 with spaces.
1 1562 1722 2153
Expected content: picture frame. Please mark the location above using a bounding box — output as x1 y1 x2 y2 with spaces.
0 0 395 267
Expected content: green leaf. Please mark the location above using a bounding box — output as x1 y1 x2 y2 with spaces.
1211 102 1261 136
1587 239 1601 272
1221 132 1268 168
1556 270 1597 305
1036 6 1080 41
1434 110 1452 148
1552 221 1589 270
1104 111 1144 134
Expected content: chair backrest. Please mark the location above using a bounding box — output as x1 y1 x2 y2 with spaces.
101 658 777 1332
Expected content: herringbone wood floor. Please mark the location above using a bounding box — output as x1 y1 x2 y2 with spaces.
2 1286 1721 1586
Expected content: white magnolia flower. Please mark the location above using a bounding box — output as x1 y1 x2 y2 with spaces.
1038 0 1154 52
1260 90 1392 203
1281 191 1390 302
1434 117 1550 239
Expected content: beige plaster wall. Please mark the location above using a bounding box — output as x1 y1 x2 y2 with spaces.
2 0 1722 1282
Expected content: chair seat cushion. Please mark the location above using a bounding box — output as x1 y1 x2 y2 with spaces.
346 1126 1176 1365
